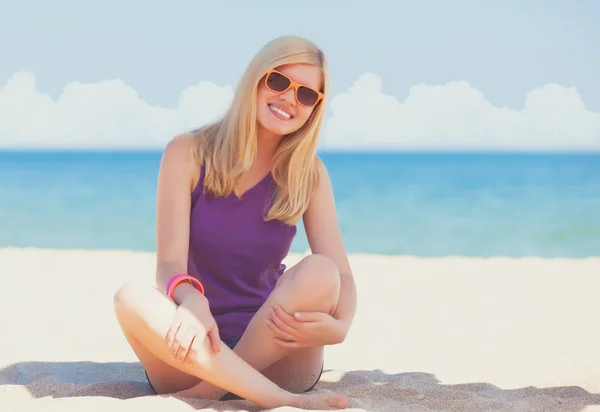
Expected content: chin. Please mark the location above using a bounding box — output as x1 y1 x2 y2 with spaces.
258 109 301 136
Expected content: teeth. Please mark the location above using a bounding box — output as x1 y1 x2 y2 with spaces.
269 104 291 119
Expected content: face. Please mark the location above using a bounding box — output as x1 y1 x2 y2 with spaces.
256 63 323 138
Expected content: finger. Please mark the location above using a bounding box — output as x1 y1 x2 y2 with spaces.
176 328 196 363
171 324 189 359
265 319 296 341
294 311 325 322
270 311 300 337
271 307 300 334
207 327 221 352
166 318 182 348
272 337 301 349
273 305 299 327
184 334 200 364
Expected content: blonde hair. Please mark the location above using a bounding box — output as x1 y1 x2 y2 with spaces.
191 36 329 225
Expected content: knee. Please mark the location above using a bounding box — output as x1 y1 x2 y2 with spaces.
296 254 341 299
113 280 153 316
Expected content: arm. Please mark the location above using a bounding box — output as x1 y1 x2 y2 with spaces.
155 133 207 306
302 158 357 339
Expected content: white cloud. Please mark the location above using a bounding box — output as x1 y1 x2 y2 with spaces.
324 73 600 150
0 71 233 148
1 71 599 149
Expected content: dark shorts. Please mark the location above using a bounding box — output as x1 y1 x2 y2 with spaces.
145 336 323 399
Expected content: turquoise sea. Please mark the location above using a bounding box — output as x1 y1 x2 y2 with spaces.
1 150 599 258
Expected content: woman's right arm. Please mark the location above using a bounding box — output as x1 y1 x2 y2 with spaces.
155 134 221 357
155 133 205 305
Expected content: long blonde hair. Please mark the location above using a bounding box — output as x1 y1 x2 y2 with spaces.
191 36 329 225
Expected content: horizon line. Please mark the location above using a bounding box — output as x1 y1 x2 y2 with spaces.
2 147 600 154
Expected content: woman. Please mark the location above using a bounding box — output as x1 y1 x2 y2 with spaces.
113 35 356 410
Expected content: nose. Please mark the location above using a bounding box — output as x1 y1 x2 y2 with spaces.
280 87 296 105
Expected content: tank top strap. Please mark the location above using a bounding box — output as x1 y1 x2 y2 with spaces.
191 163 206 203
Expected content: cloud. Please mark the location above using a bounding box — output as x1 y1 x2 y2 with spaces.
1 71 599 149
0 71 233 148
324 73 600 150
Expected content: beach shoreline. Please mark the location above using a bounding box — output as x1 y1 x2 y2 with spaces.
1 247 599 411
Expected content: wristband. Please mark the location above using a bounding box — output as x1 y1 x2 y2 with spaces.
166 274 204 299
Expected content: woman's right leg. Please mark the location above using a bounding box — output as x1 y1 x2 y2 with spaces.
113 280 347 410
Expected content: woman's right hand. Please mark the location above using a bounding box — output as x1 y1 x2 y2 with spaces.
166 293 221 364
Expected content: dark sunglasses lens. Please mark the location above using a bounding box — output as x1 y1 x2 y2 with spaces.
297 86 319 107
266 72 290 92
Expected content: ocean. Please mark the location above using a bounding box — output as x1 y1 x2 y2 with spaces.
1 150 599 258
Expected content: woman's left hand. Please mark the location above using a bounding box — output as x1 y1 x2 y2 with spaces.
266 305 347 348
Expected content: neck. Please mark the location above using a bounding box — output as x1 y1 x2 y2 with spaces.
256 125 282 165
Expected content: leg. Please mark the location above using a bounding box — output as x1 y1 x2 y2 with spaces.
179 254 340 399
218 347 325 402
112 272 347 410
261 347 324 394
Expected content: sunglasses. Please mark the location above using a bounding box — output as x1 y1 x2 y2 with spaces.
264 69 324 108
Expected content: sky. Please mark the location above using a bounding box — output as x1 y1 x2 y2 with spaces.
1 0 599 150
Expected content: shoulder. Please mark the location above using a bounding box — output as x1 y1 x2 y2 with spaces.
313 155 332 191
163 132 197 158
306 155 334 208
160 132 202 192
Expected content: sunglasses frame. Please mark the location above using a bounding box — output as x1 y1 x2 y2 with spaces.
264 69 324 108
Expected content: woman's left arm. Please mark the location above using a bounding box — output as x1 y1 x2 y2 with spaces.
302 158 357 340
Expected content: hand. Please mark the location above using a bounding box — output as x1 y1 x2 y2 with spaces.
266 305 346 349
166 294 221 364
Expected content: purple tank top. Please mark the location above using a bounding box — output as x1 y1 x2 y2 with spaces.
187 164 297 339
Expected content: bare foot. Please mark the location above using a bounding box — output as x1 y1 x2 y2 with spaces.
291 389 349 410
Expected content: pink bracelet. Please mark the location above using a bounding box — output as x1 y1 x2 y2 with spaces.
166 274 204 299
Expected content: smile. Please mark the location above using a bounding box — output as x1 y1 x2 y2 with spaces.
268 104 292 120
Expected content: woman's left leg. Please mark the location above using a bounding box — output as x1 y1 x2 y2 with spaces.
260 345 324 393
176 253 341 399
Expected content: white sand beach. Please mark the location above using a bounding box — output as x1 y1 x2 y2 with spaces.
1 247 599 411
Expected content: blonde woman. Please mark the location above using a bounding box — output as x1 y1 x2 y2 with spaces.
113 36 355 410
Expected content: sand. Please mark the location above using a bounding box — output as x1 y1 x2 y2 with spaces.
1 247 599 411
